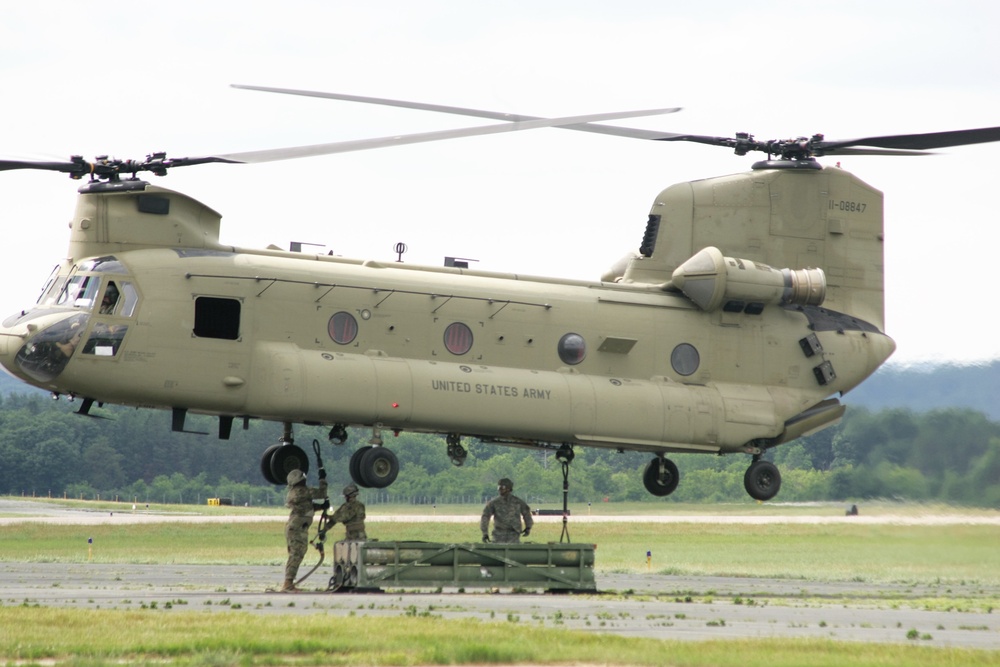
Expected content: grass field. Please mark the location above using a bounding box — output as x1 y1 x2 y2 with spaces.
2 498 999 666
3 499 999 586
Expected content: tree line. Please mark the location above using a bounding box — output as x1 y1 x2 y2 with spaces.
1 391 998 508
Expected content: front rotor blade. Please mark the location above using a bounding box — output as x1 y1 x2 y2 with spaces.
0 159 84 174
210 106 682 164
233 84 684 142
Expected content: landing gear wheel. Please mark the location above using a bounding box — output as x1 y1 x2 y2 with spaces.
269 444 309 484
260 444 282 485
744 460 781 501
642 456 679 496
359 446 399 489
349 445 373 487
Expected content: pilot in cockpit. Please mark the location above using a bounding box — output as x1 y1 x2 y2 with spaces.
100 283 120 314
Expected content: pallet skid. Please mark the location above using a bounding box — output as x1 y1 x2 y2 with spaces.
331 540 595 592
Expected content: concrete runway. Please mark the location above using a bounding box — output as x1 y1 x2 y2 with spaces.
2 500 999 650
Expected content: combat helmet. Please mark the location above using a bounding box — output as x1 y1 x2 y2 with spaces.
286 469 306 486
498 478 513 490
343 483 359 497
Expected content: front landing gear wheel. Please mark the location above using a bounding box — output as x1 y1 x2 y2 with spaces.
260 444 281 485
349 446 373 486
359 446 399 488
642 456 679 496
744 460 781 501
269 444 309 484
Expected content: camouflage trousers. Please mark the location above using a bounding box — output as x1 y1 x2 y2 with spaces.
284 518 312 581
491 529 521 544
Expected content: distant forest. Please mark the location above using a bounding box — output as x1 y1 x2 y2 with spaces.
1 360 998 508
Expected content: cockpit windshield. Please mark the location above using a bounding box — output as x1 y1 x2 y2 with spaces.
55 274 102 310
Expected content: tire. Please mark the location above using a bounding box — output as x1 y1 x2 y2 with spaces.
642 457 679 497
349 446 373 487
359 446 399 489
269 444 309 484
260 444 282 485
744 460 782 501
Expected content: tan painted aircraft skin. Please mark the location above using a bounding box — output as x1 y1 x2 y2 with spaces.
0 163 890 492
9 91 991 500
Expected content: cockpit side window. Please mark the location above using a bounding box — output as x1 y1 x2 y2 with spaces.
100 282 121 314
36 265 63 305
119 282 139 317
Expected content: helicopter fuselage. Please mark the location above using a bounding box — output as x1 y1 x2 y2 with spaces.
0 179 892 458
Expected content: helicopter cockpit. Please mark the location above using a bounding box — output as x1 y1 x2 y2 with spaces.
1 256 139 383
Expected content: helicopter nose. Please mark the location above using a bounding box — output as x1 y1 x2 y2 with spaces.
0 311 91 384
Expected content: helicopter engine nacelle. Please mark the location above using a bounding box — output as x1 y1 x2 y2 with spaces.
670 246 825 312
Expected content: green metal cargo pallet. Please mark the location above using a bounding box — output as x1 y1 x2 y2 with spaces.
331 540 595 592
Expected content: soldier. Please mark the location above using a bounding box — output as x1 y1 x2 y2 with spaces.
330 483 367 540
281 467 328 593
480 477 533 543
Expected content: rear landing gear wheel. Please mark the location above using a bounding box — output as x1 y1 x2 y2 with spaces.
642 456 679 497
744 460 781 501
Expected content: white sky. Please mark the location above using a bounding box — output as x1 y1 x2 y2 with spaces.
2 1 998 366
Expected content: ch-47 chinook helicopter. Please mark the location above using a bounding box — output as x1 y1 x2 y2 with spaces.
2 85 999 502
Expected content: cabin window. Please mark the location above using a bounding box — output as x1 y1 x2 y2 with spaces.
444 322 473 355
194 296 241 340
671 343 700 376
328 311 358 345
557 333 587 365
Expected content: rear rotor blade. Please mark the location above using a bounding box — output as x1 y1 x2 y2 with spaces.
819 126 1000 153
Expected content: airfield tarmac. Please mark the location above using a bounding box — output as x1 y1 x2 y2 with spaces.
2 500 999 650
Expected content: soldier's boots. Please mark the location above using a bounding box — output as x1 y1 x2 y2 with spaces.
280 578 300 593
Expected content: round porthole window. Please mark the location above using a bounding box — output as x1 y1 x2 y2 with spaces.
557 333 587 365
671 343 700 376
444 322 473 355
328 311 358 345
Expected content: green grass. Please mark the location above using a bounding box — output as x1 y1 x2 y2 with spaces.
1 607 997 667
3 501 999 666
3 517 998 587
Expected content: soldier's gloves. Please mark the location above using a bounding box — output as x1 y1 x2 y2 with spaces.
318 468 327 480
314 499 330 511
482 534 490 543
522 528 530 537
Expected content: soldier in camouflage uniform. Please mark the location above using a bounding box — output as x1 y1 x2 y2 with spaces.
281 468 328 592
330 483 367 540
480 477 533 544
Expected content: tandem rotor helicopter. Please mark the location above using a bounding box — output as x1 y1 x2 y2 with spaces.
2 85 999 501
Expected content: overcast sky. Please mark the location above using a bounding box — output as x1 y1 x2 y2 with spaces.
2 1 998 366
